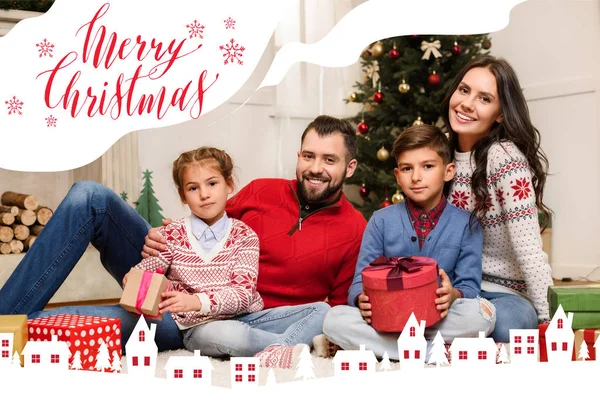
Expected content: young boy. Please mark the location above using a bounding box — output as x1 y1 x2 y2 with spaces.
316 125 496 360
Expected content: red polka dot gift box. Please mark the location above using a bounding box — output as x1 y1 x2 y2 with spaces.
362 256 440 332
27 314 122 372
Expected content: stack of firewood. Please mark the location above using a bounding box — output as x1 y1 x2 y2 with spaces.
0 191 53 255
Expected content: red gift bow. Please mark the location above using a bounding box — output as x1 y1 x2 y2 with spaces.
135 268 167 318
364 256 434 290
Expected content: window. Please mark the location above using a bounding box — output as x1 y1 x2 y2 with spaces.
458 351 468 360
514 336 521 343
174 369 183 379
248 364 256 371
144 356 150 366
562 342 568 351
514 347 522 354
410 327 415 337
527 336 535 343
359 362 367 371
477 351 487 360
341 362 349 371
193 369 202 378
415 350 421 359
551 342 557 351
527 347 535 354
32 354 40 363
132 356 138 366
235 375 243 382
1 350 9 358
404 350 409 359
235 363 243 371
51 354 60 363
557 319 563 329
1 340 8 347
139 331 145 342
248 375 256 382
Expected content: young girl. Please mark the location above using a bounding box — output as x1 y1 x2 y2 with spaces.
441 56 554 342
123 147 264 347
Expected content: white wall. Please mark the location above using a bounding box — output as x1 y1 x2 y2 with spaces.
489 0 600 279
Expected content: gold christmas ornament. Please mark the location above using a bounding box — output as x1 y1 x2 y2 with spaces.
413 116 424 126
348 92 358 102
392 190 405 204
376 146 390 161
398 79 410 94
371 41 385 57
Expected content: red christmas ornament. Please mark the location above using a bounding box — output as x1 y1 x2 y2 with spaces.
482 39 492 50
380 198 393 208
363 49 372 57
451 42 462 56
373 91 384 104
359 184 370 199
388 47 400 60
357 120 369 134
428 72 441 86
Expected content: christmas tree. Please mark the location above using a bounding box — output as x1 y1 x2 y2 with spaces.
111 350 122 373
135 169 165 227
345 34 491 219
94 340 111 372
11 351 21 368
498 344 509 364
294 346 316 380
427 331 449 367
71 350 82 370
578 340 590 361
379 351 392 371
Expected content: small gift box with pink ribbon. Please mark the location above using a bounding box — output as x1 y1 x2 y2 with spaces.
362 255 440 332
119 268 170 320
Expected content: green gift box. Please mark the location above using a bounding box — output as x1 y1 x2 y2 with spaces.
548 285 600 329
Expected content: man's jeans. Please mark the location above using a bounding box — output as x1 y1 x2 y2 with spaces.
0 181 329 354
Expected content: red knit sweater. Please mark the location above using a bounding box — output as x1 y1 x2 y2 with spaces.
226 178 367 308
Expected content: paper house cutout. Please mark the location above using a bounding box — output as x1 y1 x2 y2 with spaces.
164 350 213 383
0 332 14 368
595 334 600 363
509 329 538 364
332 344 377 376
22 335 71 371
230 357 259 388
124 315 157 378
545 304 574 364
397 312 427 369
449 331 497 367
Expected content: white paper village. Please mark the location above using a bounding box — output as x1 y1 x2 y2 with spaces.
1 304 599 386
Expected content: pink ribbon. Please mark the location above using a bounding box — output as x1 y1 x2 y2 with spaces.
135 268 165 317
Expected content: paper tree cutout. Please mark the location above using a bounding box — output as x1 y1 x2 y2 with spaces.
294 345 315 380
71 350 82 370
11 351 21 368
379 351 392 371
427 331 449 367
94 339 111 372
265 368 277 385
135 170 165 227
578 339 590 361
111 350 122 373
498 344 510 364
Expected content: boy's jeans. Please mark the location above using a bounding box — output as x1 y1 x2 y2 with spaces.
323 297 496 360
480 291 538 343
0 181 329 353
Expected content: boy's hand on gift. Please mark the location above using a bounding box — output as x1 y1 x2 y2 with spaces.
142 218 172 258
159 291 201 314
358 292 372 324
435 269 460 318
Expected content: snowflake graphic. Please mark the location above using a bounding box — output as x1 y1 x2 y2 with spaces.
219 38 245 65
5 96 23 115
45 115 57 127
186 20 205 39
495 189 506 206
484 194 494 211
511 178 531 201
36 38 54 58
450 190 469 210
224 17 236 29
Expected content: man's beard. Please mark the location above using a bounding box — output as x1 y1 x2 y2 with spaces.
298 173 345 203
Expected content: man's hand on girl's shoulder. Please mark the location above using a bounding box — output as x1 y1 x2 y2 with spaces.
142 218 172 258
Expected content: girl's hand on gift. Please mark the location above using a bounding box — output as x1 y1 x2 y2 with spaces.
159 291 201 314
435 269 460 318
358 292 372 324
122 271 131 287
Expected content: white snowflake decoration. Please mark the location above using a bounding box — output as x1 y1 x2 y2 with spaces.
186 20 205 39
219 38 245 65
5 96 23 115
224 17 236 29
36 38 54 58
45 115 57 127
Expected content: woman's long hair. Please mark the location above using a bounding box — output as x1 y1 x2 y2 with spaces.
441 56 552 230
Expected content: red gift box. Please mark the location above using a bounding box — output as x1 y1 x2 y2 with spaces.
28 314 122 372
574 329 600 361
362 256 440 332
